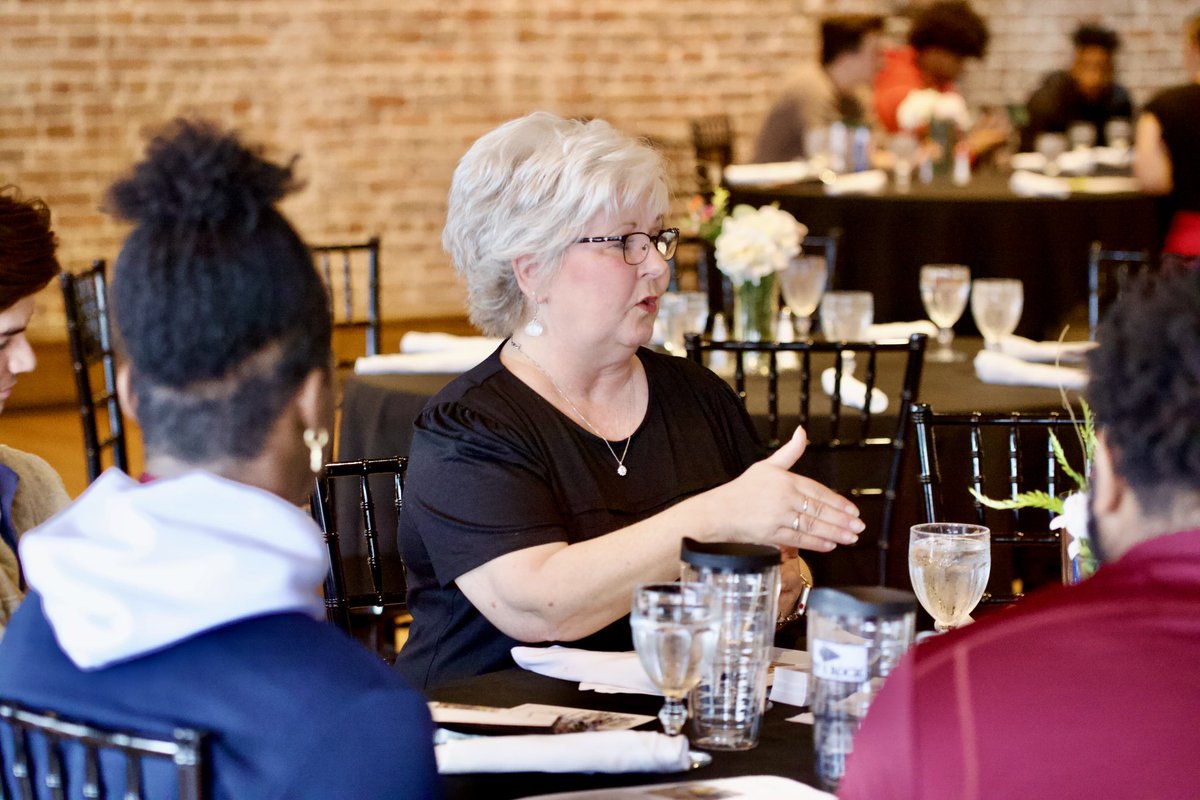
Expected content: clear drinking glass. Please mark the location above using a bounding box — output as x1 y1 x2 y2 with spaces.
970 278 1024 350
780 255 829 339
908 523 991 633
1067 121 1096 151
819 291 873 342
659 291 708 356
919 264 970 363
890 131 919 193
631 582 720 736
1104 118 1132 151
1035 132 1068 177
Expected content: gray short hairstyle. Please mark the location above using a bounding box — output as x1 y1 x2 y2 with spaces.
443 112 670 337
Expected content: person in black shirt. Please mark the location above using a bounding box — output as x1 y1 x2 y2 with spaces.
1021 24 1133 152
395 112 866 690
1136 14 1200 256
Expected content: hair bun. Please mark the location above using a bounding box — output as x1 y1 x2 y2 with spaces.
106 119 299 230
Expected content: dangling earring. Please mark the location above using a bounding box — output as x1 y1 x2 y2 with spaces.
303 428 330 474
524 299 545 337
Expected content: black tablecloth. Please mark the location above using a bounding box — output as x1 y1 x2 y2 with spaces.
729 173 1158 339
429 668 819 799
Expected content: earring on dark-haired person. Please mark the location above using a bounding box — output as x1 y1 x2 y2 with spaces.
303 428 329 474
524 298 545 337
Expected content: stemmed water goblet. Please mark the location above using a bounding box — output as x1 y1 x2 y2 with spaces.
630 582 720 736
908 523 991 633
1035 132 1068 177
971 278 1024 351
919 264 970 363
780 255 829 340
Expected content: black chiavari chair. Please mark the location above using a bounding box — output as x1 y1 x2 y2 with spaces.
310 237 381 369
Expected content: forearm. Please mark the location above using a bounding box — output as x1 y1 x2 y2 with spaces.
1133 113 1172 195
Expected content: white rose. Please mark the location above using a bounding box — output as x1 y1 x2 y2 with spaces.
714 205 807 286
896 89 940 131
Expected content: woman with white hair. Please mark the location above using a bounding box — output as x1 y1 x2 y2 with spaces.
396 112 865 690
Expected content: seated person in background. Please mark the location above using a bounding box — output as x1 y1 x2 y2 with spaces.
874 1 1006 157
1020 23 1133 152
395 112 865 690
0 121 441 799
752 14 884 163
839 266 1200 799
0 188 70 639
1135 14 1200 257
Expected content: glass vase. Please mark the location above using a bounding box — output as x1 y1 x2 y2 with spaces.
928 119 957 176
733 273 779 375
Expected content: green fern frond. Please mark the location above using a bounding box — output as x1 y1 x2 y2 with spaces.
1049 431 1087 492
968 488 1065 515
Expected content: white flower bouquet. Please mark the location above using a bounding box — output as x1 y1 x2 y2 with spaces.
713 204 807 287
896 88 972 132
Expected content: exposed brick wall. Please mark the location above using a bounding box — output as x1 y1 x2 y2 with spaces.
2 0 1194 341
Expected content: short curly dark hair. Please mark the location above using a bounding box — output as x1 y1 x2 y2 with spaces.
0 187 60 311
909 1 989 59
106 119 331 464
1086 268 1200 503
1073 23 1119 53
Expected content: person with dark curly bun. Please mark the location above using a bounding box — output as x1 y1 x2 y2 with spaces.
0 121 441 799
0 187 71 640
840 267 1200 799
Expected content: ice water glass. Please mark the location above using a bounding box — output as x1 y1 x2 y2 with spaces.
780 255 828 339
631 582 720 736
890 131 918 192
971 278 1023 350
908 523 991 632
1067 121 1096 151
1105 118 1132 150
1035 132 1068 176
819 291 873 342
919 264 970 362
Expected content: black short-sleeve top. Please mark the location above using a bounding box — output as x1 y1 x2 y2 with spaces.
394 344 766 689
1145 84 1200 213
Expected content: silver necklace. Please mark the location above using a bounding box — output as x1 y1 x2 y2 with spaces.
509 339 634 476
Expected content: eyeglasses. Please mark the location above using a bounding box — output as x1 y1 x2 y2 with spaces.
575 228 680 266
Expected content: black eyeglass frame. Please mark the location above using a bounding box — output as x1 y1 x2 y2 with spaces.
574 227 680 266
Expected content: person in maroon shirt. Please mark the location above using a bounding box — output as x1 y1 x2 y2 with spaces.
840 266 1200 800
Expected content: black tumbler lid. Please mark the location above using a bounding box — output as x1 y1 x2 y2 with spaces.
681 538 781 573
809 586 917 617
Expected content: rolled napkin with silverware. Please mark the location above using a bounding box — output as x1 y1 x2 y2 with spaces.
820 367 888 414
399 331 501 354
866 321 937 343
974 349 1087 390
435 730 691 774
1008 170 1070 199
354 348 491 375
997 335 1097 364
822 169 888 196
512 645 660 695
723 161 816 188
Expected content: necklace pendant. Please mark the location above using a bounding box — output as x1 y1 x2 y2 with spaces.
617 465 628 477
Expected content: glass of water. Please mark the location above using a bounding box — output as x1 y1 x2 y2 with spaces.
780 255 829 339
919 264 971 363
971 278 1024 350
908 523 991 633
1035 132 1068 177
631 582 720 736
819 291 873 342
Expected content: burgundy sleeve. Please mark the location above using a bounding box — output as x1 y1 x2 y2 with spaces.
837 652 919 799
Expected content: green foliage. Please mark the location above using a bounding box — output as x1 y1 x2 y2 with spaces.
969 487 1065 515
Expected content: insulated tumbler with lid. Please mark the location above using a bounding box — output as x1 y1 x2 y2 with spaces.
681 538 780 751
807 586 917 791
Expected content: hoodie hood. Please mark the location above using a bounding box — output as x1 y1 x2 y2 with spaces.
20 469 327 670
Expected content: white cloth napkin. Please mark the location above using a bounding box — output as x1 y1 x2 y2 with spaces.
974 350 1087 390
1010 152 1047 172
435 730 690 775
823 169 887 196
354 349 489 375
867 320 937 342
997 335 1096 364
1055 148 1094 176
1009 170 1070 199
1092 146 1131 169
820 367 888 414
512 646 660 695
399 331 500 354
723 161 815 187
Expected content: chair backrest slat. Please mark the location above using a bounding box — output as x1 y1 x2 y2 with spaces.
0 701 207 800
59 260 129 483
1087 240 1151 340
310 237 382 367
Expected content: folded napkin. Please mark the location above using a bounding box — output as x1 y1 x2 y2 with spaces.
1010 152 1047 172
436 730 690 775
867 320 937 343
723 161 814 187
1055 148 1094 176
354 348 490 375
512 646 660 696
821 367 888 414
400 331 500 354
974 350 1087 390
997 335 1096 364
1092 145 1131 169
823 169 887 196
1009 170 1070 199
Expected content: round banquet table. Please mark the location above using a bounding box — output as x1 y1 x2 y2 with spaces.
727 172 1159 339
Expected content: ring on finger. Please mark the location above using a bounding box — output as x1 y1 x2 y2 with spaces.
791 513 801 532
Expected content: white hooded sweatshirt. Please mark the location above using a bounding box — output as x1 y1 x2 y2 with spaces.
19 469 327 671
